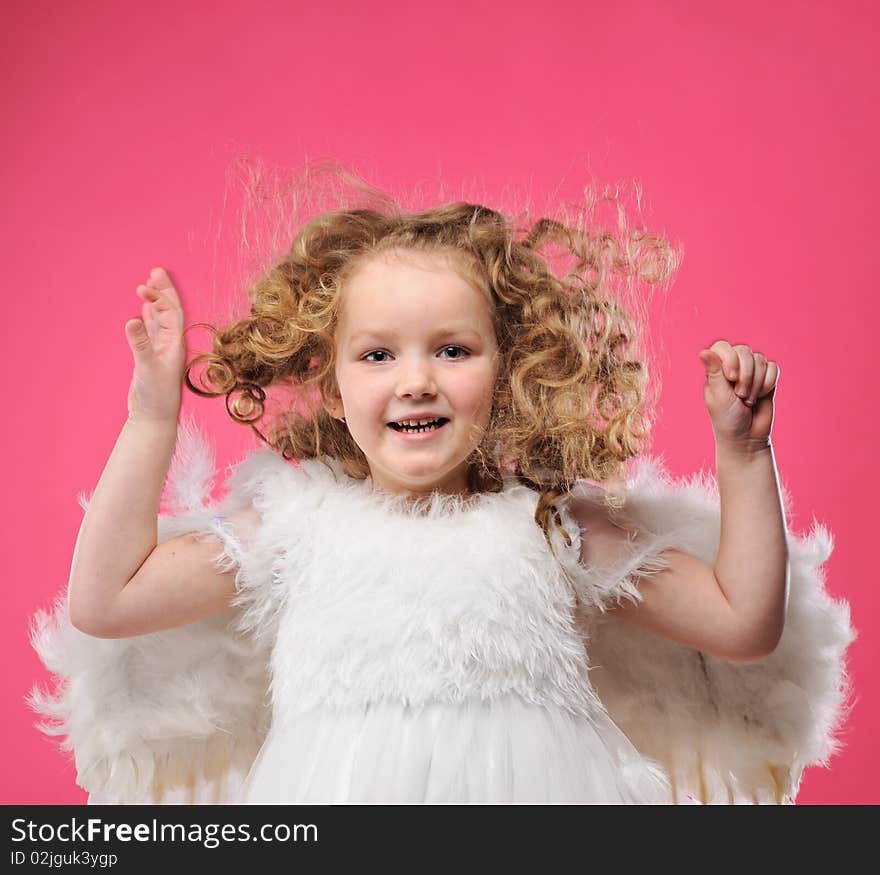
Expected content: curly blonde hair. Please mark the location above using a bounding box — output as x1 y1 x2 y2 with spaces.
185 169 678 555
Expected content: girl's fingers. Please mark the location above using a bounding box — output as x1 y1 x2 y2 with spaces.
144 266 171 290
145 267 182 304
138 268 182 309
732 345 755 398
759 360 779 397
705 340 779 404
746 354 768 406
707 340 739 382
136 269 183 339
125 318 151 354
142 299 157 345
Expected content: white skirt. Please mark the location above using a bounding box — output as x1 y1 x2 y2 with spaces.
243 693 672 804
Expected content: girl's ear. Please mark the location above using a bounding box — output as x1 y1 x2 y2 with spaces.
323 400 343 420
322 393 345 421
320 374 345 421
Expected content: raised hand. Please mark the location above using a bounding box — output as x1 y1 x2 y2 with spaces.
125 267 188 423
697 340 779 451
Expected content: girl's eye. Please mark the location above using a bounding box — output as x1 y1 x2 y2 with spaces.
439 345 469 360
363 350 391 363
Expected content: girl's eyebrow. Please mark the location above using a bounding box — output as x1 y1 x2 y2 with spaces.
349 327 482 343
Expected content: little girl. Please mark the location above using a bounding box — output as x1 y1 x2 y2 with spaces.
30 201 854 805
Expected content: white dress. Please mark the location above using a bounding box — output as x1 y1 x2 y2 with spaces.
210 453 672 804
29 418 855 805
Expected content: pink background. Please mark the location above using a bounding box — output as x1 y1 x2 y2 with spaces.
6 0 877 803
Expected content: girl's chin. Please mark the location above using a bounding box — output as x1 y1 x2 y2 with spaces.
369 460 470 495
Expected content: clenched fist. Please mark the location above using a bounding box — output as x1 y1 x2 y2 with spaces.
697 340 779 451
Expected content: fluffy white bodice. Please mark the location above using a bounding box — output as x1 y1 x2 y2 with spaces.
214 452 610 721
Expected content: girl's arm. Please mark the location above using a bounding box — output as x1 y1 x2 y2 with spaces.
573 341 788 663
68 268 244 638
576 441 787 662
68 417 254 639
67 416 178 632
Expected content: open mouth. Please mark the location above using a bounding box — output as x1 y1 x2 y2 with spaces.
387 417 450 434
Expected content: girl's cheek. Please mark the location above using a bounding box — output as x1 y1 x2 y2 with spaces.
466 389 495 421
363 384 391 411
467 363 499 402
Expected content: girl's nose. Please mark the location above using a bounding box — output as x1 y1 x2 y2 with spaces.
396 361 437 398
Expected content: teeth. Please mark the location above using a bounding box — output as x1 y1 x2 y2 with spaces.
392 417 446 433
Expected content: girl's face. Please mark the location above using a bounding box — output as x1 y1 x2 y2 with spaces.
327 247 500 497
